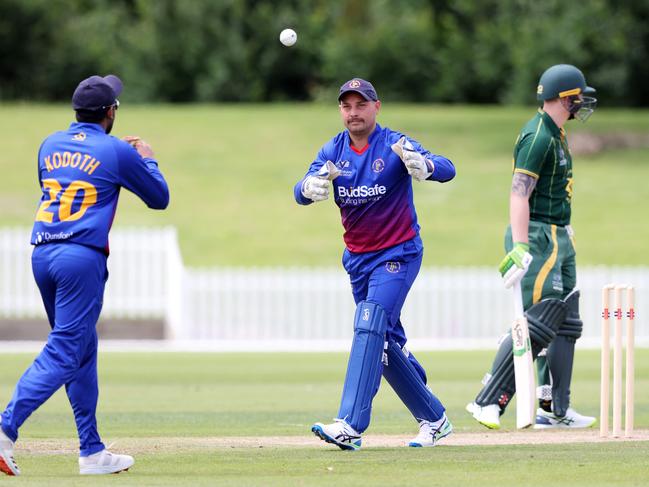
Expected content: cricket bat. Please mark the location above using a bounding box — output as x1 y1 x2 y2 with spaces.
512 276 535 429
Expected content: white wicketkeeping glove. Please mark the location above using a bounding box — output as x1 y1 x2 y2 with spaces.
391 136 434 181
301 160 340 202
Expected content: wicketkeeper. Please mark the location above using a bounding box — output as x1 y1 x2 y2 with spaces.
466 65 598 429
294 78 456 450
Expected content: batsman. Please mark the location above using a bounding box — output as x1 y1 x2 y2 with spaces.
466 64 598 429
294 78 456 449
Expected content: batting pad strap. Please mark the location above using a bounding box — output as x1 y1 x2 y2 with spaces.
337 301 388 433
525 298 567 347
382 341 445 422
558 289 583 338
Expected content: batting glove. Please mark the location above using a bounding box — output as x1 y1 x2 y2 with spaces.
499 242 533 288
391 136 433 181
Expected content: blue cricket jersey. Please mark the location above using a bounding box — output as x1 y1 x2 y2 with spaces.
31 122 169 253
294 124 455 253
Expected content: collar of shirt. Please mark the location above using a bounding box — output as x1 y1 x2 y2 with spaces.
68 122 106 133
538 109 563 138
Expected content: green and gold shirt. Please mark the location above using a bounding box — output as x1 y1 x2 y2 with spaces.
513 109 573 226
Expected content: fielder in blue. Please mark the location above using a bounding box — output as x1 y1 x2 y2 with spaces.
0 75 169 476
295 78 456 450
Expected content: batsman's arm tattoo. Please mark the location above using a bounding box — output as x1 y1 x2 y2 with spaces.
511 172 537 198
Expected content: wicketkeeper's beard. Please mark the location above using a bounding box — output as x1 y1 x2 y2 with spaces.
105 118 114 134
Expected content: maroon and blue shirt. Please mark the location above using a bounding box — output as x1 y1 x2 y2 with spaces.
294 124 455 253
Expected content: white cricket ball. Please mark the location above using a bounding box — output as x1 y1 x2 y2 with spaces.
279 28 297 47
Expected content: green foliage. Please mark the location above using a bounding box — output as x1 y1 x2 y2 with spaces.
0 0 648 104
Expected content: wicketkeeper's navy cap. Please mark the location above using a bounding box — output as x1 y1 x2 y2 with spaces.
338 78 378 102
72 74 123 111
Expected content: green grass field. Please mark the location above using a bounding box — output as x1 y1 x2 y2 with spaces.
1 350 647 485
1 103 648 267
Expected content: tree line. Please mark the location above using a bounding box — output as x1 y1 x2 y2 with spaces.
1 0 647 105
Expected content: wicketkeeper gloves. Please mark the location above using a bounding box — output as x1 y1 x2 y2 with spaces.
391 136 434 181
301 160 341 202
302 176 330 202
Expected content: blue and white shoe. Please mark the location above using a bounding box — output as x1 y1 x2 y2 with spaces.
533 407 596 429
311 419 362 451
408 415 453 447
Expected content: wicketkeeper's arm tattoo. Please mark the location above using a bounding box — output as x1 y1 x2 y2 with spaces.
511 172 537 198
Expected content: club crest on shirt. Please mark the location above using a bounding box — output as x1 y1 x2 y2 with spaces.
72 132 86 141
372 158 385 173
385 261 401 273
558 147 567 166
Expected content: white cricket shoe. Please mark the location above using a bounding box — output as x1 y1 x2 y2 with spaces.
0 426 19 476
534 407 596 429
311 419 362 451
466 402 501 430
408 415 453 447
79 449 134 475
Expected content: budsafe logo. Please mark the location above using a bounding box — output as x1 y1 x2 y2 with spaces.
362 308 370 321
337 184 386 198
372 158 385 173
385 262 401 273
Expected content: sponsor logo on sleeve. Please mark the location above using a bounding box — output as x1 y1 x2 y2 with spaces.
335 160 353 177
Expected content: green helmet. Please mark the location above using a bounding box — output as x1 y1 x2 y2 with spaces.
536 64 597 121
537 64 595 100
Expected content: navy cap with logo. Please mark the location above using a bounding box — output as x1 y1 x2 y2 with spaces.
72 74 123 111
338 78 378 102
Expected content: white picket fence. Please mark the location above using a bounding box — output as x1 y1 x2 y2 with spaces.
1 228 647 349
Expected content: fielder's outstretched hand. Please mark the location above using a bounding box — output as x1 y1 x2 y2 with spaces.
499 243 533 288
391 136 433 181
122 135 155 159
